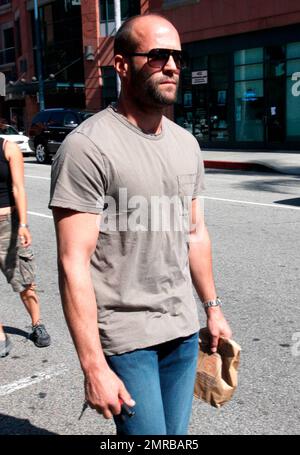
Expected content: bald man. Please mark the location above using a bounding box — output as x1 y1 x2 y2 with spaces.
49 14 232 435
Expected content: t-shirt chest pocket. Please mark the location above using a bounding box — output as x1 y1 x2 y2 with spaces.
177 173 197 215
177 173 196 197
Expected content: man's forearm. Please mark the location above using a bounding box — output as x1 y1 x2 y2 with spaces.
189 225 217 303
58 259 108 376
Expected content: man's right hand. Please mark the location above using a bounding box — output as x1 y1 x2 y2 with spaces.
84 366 135 419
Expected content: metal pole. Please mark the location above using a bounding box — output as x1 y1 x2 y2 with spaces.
34 0 45 110
114 0 121 96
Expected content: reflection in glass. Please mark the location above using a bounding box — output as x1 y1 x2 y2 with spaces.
235 81 264 141
234 48 263 65
209 54 229 141
235 64 263 81
286 42 300 59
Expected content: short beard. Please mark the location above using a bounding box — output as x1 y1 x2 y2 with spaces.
145 77 178 106
130 65 179 107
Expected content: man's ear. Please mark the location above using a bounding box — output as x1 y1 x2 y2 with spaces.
114 54 129 79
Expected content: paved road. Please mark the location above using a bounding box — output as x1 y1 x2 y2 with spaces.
0 158 299 435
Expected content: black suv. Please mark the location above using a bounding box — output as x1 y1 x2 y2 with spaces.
28 108 94 164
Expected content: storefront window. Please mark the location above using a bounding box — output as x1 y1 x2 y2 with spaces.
286 46 300 140
209 54 229 141
287 42 300 59
265 46 285 78
235 64 263 81
234 48 264 142
193 87 209 141
235 80 264 141
176 39 300 147
286 59 300 74
234 48 263 65
176 53 229 142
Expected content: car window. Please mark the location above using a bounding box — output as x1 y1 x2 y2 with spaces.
0 125 18 135
64 113 78 126
32 111 50 124
80 112 94 121
48 111 64 127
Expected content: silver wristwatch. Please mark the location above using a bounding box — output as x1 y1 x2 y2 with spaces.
202 297 223 309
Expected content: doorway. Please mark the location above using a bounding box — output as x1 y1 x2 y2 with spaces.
264 46 286 145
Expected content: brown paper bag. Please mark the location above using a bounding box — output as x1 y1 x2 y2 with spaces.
194 328 241 408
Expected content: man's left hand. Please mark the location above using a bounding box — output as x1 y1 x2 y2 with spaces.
206 307 232 353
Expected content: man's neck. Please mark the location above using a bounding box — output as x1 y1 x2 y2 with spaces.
115 94 163 135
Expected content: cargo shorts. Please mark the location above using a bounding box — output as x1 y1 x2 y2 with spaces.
0 211 36 293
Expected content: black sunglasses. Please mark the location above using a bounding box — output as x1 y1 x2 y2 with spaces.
126 48 189 69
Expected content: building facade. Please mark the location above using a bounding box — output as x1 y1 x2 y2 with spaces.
1 0 300 150
84 0 300 150
156 0 300 150
0 0 85 130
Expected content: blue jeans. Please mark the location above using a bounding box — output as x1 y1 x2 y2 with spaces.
105 332 199 435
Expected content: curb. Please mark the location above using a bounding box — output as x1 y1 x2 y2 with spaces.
204 160 281 173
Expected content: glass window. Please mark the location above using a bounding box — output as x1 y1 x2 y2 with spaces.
101 66 117 107
15 19 22 57
265 46 286 78
0 27 15 64
100 0 114 22
209 54 229 142
64 113 78 126
100 0 140 36
235 80 264 141
234 48 263 65
0 123 18 135
0 125 18 135
32 112 50 124
48 111 64 126
286 59 300 76
33 2 84 85
235 64 263 81
287 72 300 139
192 56 208 71
287 42 300 60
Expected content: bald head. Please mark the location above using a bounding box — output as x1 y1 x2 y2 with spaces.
114 14 180 56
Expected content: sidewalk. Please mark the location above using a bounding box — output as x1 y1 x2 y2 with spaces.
202 149 300 176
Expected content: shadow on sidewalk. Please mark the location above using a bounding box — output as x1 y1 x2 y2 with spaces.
0 413 57 435
237 176 300 193
274 197 300 207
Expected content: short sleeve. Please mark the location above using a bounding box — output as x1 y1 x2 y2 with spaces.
193 142 206 198
49 131 107 213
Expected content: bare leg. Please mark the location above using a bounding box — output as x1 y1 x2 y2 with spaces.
20 284 41 326
0 323 5 341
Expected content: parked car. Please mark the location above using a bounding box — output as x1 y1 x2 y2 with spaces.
28 108 94 164
0 124 32 155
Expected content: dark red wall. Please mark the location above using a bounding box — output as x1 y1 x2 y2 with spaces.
149 0 300 42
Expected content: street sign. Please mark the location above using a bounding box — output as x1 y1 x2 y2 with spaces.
192 77 208 85
192 70 208 85
0 72 5 96
192 70 207 78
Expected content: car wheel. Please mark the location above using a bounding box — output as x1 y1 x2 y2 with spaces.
35 142 51 164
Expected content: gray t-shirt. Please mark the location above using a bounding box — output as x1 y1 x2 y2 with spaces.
49 106 205 355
